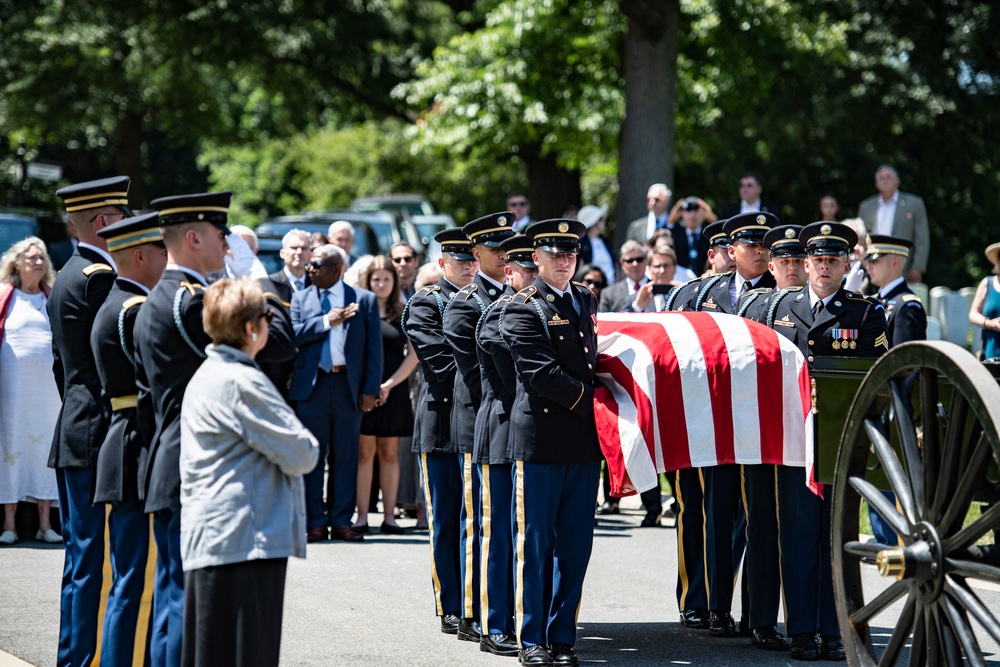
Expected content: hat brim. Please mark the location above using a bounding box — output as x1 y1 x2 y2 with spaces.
511 258 538 269
986 243 1000 266
807 246 849 257
537 244 580 254
449 251 476 261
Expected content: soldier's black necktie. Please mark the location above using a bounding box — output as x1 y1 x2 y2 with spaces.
812 299 825 318
741 281 751 295
562 292 579 320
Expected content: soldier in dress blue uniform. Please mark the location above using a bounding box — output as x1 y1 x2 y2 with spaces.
473 234 537 657
444 213 516 644
48 175 132 666
91 212 168 667
133 192 232 667
500 219 602 667
402 228 478 636
861 235 927 547
756 221 888 661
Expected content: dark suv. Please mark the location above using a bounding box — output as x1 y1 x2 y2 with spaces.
254 213 389 275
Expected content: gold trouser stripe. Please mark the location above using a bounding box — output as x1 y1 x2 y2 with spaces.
774 468 788 625
133 513 157 666
479 464 492 634
111 395 138 411
698 468 710 599
675 471 690 609
462 453 475 618
737 466 750 593
420 454 445 615
88 505 113 667
514 461 527 648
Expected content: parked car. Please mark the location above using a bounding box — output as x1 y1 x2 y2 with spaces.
410 214 456 263
0 213 39 256
350 194 438 257
299 210 398 257
254 214 386 275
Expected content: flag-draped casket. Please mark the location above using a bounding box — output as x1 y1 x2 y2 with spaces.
593 312 817 497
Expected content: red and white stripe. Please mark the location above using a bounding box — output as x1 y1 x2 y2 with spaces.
593 311 817 497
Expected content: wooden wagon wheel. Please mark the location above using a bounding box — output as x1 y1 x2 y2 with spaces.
832 341 1000 666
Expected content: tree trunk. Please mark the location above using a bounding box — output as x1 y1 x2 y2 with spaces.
522 144 582 220
115 110 146 208
616 0 679 249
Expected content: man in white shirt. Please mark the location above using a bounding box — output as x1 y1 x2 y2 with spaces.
857 164 930 283
268 229 311 302
626 183 673 244
721 173 780 220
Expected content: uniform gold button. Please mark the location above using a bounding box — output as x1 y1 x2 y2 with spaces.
808 340 814 345
444 398 449 402
587 363 593 369
807 356 814 363
579 332 584 338
559 335 564 340
543 408 549 413
584 347 589 353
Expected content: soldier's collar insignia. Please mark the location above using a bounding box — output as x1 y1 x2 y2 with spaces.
834 301 842 307
546 293 555 302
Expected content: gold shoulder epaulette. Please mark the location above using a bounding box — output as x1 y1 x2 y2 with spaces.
571 281 588 290
498 294 515 304
179 281 205 295
122 296 146 310
742 286 771 298
515 285 537 303
82 263 113 276
786 286 805 292
459 284 479 300
901 293 922 304
418 285 441 296
263 291 290 308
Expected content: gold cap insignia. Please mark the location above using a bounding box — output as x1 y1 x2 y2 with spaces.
558 222 569 233
785 228 795 239
498 216 507 226
756 215 766 225
865 234 872 246
821 224 832 235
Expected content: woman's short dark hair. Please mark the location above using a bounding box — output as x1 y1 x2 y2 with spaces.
202 278 267 348
574 263 608 285
363 255 403 321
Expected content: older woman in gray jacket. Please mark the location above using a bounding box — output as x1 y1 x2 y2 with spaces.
180 278 318 667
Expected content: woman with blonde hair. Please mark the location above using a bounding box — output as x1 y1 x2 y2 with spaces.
0 237 61 544
180 278 318 667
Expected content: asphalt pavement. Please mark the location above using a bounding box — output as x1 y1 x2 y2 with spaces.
2 495 999 666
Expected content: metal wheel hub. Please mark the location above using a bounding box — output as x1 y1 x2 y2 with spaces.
875 521 944 603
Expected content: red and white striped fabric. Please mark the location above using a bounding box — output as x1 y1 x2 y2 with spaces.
594 311 818 497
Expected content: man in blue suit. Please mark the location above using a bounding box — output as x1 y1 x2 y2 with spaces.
290 244 382 543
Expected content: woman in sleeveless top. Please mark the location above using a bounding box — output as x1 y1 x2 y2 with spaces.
969 242 1000 362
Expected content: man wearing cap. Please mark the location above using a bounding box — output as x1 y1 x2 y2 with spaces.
48 175 131 666
757 221 888 661
133 191 294 667
474 234 537 657
862 234 926 548
91 212 168 666
673 197 713 271
402 227 478 636
500 219 601 666
443 212 516 643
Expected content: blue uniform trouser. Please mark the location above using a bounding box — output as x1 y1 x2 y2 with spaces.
513 461 601 649
56 467 111 667
741 464 781 628
459 454 481 622
869 491 900 545
103 502 156 667
672 468 709 612
776 465 839 637
151 508 183 667
419 452 463 617
702 464 747 612
480 463 514 636
299 371 363 528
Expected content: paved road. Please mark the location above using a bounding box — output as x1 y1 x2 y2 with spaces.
2 496 999 666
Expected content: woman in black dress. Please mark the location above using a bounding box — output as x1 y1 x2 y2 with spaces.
355 256 419 534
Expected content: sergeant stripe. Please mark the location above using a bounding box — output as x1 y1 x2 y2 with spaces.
88 505 113 667
479 464 492 634
514 461 527 649
133 514 157 666
420 454 445 615
462 453 475 619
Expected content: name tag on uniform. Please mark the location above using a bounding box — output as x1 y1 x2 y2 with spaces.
548 314 570 326
774 315 795 328
701 297 718 310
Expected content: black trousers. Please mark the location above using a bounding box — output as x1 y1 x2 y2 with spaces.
182 558 288 667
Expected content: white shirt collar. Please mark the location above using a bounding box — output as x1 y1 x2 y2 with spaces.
878 276 906 298
543 280 572 298
166 263 207 285
878 191 900 206
78 242 117 270
809 287 836 309
322 280 344 297
284 266 306 288
740 199 761 213
478 271 506 292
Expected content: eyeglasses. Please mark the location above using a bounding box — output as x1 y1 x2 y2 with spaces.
392 255 415 264
508 201 528 207
582 278 605 288
621 256 646 265
308 260 340 270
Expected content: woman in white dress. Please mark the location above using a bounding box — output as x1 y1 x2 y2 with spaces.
0 236 61 544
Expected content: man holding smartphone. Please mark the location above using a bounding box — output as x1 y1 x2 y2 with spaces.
631 243 681 312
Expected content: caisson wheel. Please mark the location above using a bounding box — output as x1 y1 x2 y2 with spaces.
833 341 1000 666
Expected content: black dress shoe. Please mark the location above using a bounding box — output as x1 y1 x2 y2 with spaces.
708 610 737 637
330 525 364 542
306 526 328 543
457 618 482 642
790 633 819 661
751 626 788 650
519 645 552 666
352 524 370 534
481 633 519 656
820 636 846 661
680 608 711 629
596 501 620 515
379 522 405 535
550 643 578 666
441 613 460 635
639 510 662 527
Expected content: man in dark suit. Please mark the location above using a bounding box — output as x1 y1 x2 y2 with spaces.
501 219 602 666
720 173 780 220
507 192 533 232
443 212 515 644
290 244 382 543
756 221 888 661
857 165 929 283
673 197 712 272
268 228 311 303
90 212 167 667
626 183 672 245
48 218 79 270
597 240 648 313
133 191 233 667
328 220 362 267
403 228 478 636
48 176 130 667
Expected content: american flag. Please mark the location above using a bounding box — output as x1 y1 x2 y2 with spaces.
593 312 818 497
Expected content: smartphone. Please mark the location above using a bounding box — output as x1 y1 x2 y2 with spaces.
651 283 672 295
